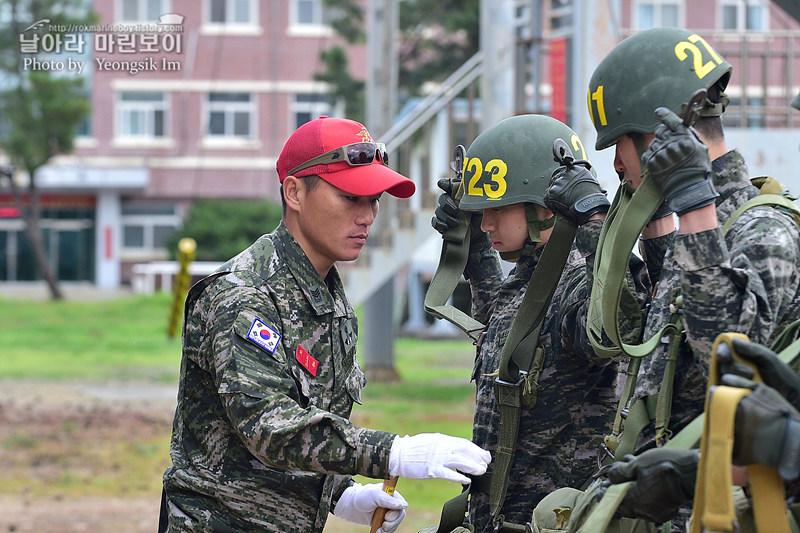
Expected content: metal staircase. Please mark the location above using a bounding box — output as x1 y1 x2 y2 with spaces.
340 52 484 306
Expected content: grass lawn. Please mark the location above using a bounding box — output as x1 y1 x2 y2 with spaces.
0 292 478 532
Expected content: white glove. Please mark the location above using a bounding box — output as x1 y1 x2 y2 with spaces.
388 433 492 484
333 482 408 533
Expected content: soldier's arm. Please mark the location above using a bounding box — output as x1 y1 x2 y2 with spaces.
638 229 675 285
558 220 651 362
203 286 396 479
465 246 503 325
677 207 800 358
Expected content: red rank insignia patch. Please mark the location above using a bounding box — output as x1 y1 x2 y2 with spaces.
296 345 319 377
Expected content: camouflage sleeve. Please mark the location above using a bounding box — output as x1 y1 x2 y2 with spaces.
675 209 800 358
465 246 503 325
638 231 676 285
559 220 651 362
201 286 396 480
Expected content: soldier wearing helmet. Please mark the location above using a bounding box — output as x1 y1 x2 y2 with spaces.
585 27 800 528
431 114 650 532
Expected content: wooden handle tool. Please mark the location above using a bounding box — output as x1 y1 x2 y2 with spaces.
369 476 399 533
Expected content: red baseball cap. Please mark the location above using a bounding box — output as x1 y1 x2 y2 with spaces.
276 116 415 198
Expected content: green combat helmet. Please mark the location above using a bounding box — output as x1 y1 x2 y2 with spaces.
588 27 732 150
458 114 592 255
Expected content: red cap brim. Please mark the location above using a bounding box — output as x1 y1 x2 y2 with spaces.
318 162 416 198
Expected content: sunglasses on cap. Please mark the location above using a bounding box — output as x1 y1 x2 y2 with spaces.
289 142 389 176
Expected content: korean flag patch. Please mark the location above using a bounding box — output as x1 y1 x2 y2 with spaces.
246 318 281 353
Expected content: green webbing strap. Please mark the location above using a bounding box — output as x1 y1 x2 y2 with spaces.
586 185 626 360
426 218 578 533
789 503 800 533
574 482 633 533
614 395 659 458
490 217 578 526
576 333 800 533
604 357 642 455
771 318 800 354
722 193 800 234
650 331 800 454
606 308 684 455
589 177 681 457
654 306 684 446
424 222 486 342
433 485 472 533
663 413 705 450
588 177 678 359
606 179 800 457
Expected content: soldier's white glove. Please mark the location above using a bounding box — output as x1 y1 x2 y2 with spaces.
333 482 407 532
388 433 491 484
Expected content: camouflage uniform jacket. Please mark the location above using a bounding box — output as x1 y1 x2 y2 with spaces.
635 149 800 441
162 222 396 533
465 220 649 532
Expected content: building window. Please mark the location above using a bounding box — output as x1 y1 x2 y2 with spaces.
208 0 254 24
293 0 332 26
206 92 254 138
291 93 331 130
635 1 680 29
121 204 181 251
117 91 167 138
721 0 767 31
119 0 169 23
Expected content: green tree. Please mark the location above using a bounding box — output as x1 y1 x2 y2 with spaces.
314 46 366 124
313 0 367 122
165 199 283 262
397 0 480 102
315 0 479 121
0 0 97 299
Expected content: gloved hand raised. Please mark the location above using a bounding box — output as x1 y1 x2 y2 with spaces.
641 107 718 216
603 447 699 524
333 482 408 533
544 142 610 226
717 375 800 480
718 338 800 411
431 178 489 250
388 433 491 484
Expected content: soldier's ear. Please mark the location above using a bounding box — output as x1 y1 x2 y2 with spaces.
283 176 302 212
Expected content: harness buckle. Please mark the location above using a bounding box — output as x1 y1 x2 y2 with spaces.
494 371 527 388
596 442 615 470
655 428 673 447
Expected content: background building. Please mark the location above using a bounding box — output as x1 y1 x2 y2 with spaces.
0 0 360 288
0 0 798 301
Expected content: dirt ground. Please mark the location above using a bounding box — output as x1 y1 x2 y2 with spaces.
0 380 176 533
0 381 441 533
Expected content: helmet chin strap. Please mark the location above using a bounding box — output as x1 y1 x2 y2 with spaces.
700 90 729 118
498 204 554 261
632 134 650 191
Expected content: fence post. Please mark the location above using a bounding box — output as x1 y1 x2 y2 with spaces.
167 238 196 340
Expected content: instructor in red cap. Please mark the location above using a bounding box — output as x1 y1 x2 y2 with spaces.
160 116 492 533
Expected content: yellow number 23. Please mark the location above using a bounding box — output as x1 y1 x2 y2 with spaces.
465 157 508 199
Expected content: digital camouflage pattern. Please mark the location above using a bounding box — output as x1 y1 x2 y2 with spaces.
465 220 650 532
162 222 396 533
635 150 800 441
